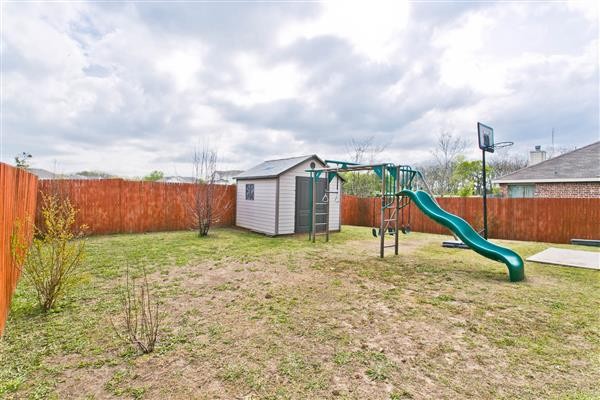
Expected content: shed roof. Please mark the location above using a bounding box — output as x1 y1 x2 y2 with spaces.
236 155 342 180
494 141 600 184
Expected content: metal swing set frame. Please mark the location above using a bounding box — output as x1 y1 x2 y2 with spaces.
306 161 434 257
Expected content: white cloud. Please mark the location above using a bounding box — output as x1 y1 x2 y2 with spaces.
156 47 204 93
433 11 507 93
567 0 598 22
279 0 409 63
2 1 597 175
218 53 306 106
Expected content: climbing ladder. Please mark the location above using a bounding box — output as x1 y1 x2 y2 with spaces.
309 170 340 242
374 165 418 257
307 162 423 257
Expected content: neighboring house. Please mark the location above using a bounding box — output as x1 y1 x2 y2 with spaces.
494 141 600 198
235 155 343 236
158 176 197 184
214 170 243 185
158 172 241 185
27 168 101 180
63 173 95 180
27 168 57 179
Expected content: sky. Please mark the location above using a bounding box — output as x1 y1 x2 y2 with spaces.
1 1 598 177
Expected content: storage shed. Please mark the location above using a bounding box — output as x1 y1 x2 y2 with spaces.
235 155 343 235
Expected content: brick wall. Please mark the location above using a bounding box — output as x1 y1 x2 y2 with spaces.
535 182 600 198
499 182 600 198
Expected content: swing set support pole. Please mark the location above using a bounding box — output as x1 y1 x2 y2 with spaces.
380 166 386 258
311 171 316 243
394 166 400 255
326 173 330 242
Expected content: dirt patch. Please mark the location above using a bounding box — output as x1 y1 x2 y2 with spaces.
4 228 599 399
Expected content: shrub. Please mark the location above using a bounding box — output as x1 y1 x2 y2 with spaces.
111 266 160 354
187 148 232 237
13 193 87 312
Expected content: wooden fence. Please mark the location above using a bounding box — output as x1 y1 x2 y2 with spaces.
37 179 236 235
2 175 598 334
341 195 600 244
1 163 38 335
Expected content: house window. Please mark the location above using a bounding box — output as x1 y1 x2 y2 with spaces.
508 184 535 198
245 184 255 200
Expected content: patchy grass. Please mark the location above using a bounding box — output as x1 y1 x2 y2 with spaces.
1 226 599 399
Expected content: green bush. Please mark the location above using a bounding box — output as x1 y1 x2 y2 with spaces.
14 193 87 312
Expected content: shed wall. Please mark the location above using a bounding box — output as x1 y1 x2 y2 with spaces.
236 179 277 235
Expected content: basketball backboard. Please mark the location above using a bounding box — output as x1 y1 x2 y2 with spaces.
478 122 494 153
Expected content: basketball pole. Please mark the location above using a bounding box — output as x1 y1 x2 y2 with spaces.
482 149 488 240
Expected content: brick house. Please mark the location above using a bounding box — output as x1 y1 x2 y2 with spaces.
494 141 600 198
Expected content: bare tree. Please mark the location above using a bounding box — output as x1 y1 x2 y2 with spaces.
187 147 232 237
488 148 527 179
428 131 467 195
345 136 385 164
547 145 577 159
111 265 160 354
343 137 387 197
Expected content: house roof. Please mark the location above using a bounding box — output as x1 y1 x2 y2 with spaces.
63 174 93 180
28 168 57 179
158 176 196 184
215 170 244 178
494 141 600 184
27 169 101 180
236 154 345 181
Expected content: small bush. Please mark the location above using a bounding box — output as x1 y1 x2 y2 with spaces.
111 266 160 354
13 193 87 312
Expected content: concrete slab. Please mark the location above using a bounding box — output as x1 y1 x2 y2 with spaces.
527 248 600 270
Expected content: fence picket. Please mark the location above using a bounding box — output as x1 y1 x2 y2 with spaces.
1 163 38 335
341 194 600 244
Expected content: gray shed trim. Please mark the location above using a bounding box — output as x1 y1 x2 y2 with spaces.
235 155 346 181
494 141 600 184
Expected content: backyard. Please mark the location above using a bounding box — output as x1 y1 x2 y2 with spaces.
1 226 599 399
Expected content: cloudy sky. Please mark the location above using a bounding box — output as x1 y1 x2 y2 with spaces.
1 1 598 176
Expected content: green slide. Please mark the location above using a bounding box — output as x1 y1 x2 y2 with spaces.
400 190 525 282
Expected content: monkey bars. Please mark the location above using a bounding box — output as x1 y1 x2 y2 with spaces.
306 161 426 257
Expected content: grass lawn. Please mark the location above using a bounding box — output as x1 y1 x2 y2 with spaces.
1 226 599 399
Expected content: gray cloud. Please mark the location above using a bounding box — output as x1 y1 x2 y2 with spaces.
2 1 598 175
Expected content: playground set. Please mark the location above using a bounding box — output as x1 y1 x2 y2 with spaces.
306 124 525 282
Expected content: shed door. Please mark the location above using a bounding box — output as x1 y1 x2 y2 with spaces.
295 177 327 233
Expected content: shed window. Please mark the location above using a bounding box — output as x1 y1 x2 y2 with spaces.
245 184 255 200
508 184 535 198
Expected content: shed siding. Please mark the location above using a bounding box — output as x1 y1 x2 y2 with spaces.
278 159 341 234
328 180 341 231
236 179 277 235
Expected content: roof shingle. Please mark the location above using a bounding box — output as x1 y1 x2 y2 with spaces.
235 155 322 180
494 141 600 183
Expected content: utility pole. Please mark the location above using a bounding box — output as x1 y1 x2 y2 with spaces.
551 127 555 158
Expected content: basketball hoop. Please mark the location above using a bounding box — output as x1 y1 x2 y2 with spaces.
476 121 506 240
477 122 495 153
492 141 514 149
